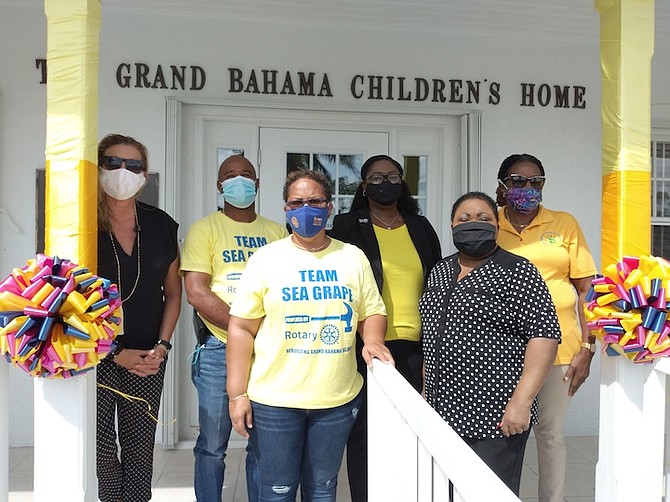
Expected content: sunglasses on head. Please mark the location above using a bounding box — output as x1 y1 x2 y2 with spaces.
101 156 145 174
501 174 546 189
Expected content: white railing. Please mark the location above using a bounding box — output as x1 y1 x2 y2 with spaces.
367 359 520 502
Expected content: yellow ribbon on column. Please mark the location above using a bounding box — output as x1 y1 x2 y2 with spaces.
44 0 100 269
596 0 654 267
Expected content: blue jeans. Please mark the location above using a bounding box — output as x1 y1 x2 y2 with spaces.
192 334 260 501
192 335 231 501
248 392 363 502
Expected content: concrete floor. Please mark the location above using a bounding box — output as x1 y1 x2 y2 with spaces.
8 435 597 501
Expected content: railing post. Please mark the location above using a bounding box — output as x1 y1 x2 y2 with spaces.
367 360 520 502
596 357 665 501
368 363 419 501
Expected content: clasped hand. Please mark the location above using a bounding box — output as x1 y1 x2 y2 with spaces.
114 348 165 377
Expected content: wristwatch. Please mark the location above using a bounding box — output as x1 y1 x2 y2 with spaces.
155 339 172 352
106 344 123 361
581 341 597 353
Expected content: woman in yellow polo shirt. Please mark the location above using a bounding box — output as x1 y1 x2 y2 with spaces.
495 153 598 502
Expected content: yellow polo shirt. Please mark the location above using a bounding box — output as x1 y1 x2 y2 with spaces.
498 205 597 364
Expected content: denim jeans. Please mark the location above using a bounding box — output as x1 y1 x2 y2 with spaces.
248 392 362 502
192 333 260 502
191 334 233 501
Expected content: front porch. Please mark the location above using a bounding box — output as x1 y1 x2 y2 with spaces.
8 435 597 502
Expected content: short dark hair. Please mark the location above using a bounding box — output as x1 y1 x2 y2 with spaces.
283 169 333 202
497 153 545 180
450 191 498 222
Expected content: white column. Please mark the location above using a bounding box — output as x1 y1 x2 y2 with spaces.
0 362 8 502
33 375 97 501
596 357 665 501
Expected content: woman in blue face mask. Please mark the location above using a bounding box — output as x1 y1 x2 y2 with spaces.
495 155 598 502
420 191 561 496
225 169 395 502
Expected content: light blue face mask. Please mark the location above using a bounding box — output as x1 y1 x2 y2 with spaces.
218 175 257 209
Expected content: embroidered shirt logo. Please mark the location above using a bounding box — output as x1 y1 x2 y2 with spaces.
540 232 562 246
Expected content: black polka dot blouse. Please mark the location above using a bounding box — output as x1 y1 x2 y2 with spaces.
419 248 561 440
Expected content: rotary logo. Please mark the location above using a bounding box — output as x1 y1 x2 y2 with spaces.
320 324 340 345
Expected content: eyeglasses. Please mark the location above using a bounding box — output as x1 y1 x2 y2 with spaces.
365 173 402 185
285 198 329 209
101 156 145 174
501 174 546 189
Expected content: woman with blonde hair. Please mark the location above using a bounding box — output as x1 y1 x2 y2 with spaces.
96 133 181 502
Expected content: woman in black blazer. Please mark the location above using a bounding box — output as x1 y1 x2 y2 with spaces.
329 154 442 502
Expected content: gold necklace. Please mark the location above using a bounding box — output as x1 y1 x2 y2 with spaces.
109 208 141 302
369 209 400 229
505 209 530 229
291 235 330 252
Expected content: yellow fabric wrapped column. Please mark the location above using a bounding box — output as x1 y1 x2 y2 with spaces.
38 1 100 500
598 0 653 265
44 0 100 267
595 3 659 501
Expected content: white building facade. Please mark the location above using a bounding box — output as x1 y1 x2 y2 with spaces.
1 0 670 448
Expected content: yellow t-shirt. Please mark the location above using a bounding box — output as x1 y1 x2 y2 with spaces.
373 225 423 342
179 211 287 342
230 236 386 409
497 205 598 364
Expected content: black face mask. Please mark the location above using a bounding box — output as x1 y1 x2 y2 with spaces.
365 181 403 206
452 221 497 258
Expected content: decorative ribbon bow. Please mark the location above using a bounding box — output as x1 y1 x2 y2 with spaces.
0 254 122 378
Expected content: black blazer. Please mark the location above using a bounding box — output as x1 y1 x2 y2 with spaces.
329 207 442 292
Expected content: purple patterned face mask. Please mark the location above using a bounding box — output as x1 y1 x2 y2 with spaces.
504 187 542 214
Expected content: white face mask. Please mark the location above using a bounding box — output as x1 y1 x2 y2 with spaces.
99 168 146 200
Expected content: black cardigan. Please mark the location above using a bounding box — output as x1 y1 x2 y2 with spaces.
329 207 442 292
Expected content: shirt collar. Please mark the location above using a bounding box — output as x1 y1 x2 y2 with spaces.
498 204 550 232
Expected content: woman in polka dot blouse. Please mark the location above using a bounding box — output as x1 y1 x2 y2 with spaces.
419 191 560 496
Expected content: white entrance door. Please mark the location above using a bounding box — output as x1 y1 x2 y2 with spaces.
174 104 470 447
177 123 390 445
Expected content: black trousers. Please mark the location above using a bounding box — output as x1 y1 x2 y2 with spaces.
346 337 423 502
463 428 531 496
96 358 166 502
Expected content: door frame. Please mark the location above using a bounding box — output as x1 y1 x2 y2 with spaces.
163 97 482 447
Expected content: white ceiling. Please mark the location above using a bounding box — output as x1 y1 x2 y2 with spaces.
105 0 601 39
7 0 670 46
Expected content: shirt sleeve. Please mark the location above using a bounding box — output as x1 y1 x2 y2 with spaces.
354 249 386 320
565 213 598 279
510 259 562 343
179 218 213 275
229 251 267 319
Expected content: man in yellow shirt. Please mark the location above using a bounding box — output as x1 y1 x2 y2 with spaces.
180 155 287 502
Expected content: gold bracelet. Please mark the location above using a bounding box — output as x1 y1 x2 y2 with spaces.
230 392 248 402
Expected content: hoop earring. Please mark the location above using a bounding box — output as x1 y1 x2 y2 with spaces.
363 189 367 197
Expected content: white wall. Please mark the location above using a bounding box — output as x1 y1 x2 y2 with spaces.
2 0 668 445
